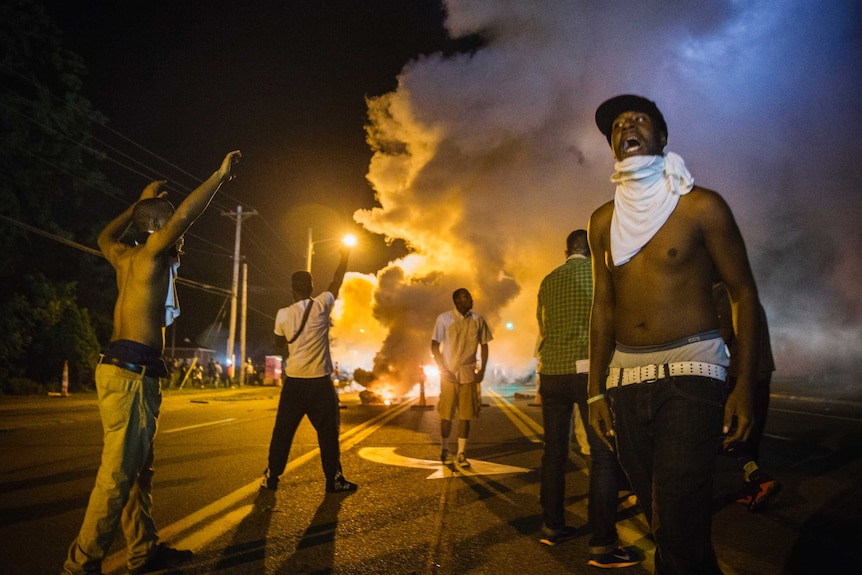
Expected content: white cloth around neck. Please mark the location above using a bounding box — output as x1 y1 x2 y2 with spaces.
165 259 180 326
609 151 694 266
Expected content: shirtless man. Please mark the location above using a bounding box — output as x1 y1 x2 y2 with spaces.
587 95 757 574
64 150 241 575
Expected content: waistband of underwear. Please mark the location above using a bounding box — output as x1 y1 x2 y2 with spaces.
614 329 722 354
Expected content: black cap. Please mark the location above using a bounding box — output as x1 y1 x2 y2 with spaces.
595 94 667 145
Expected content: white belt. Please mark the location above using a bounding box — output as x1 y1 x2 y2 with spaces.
606 362 727 389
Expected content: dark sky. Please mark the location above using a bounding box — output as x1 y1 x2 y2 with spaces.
43 0 456 358
40 1 862 385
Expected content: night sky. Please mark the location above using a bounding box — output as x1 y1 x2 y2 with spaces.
42 1 862 390
43 0 455 360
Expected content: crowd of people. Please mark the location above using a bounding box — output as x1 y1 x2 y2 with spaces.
160 356 264 389
64 94 782 575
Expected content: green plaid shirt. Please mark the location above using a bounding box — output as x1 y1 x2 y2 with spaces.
536 255 592 375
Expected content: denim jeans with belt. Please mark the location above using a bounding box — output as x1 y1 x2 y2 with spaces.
267 375 342 482
609 376 726 575
64 364 162 574
539 373 629 554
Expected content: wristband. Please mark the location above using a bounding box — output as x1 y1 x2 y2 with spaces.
587 393 606 405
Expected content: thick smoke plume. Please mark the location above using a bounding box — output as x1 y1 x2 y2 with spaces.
331 1 862 396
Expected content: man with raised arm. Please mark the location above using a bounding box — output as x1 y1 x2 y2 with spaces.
64 150 241 575
262 245 358 494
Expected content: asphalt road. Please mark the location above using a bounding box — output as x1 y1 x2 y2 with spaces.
1 382 860 574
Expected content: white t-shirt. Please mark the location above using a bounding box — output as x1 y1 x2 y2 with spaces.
274 292 335 378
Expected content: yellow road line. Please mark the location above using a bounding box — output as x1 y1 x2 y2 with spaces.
103 399 415 573
486 388 543 442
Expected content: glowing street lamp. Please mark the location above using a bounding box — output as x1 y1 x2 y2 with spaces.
306 228 358 272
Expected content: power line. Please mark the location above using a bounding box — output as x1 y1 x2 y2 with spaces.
2 60 310 298
0 213 230 295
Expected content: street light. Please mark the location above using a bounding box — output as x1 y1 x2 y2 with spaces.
306 227 357 272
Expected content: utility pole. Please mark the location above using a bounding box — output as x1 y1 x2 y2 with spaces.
222 205 258 385
306 227 314 273
240 261 248 385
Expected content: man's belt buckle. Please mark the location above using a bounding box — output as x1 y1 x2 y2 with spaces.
638 364 660 384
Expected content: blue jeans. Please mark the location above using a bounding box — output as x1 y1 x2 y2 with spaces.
267 375 342 482
539 373 629 554
609 376 726 575
64 364 162 574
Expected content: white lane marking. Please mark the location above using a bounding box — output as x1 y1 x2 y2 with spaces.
161 418 237 433
358 446 531 479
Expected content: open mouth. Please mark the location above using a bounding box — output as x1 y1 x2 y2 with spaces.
622 137 642 153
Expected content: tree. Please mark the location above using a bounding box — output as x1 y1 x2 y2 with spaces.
0 1 116 391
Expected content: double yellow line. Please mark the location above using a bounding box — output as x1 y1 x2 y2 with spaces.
485 388 543 443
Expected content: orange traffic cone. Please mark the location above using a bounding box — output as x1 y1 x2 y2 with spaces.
61 360 69 396
411 370 434 410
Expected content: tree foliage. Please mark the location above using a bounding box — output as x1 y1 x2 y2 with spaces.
0 1 116 391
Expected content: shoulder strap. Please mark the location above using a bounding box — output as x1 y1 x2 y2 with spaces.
286 298 314 344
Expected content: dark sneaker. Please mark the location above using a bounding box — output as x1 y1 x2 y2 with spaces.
734 485 754 507
456 452 471 468
745 475 782 512
129 543 193 574
326 471 358 493
588 546 641 568
539 525 578 546
441 448 453 464
260 469 278 491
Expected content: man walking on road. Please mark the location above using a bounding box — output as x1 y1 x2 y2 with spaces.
262 246 358 494
432 288 493 468
536 230 640 568
64 150 241 575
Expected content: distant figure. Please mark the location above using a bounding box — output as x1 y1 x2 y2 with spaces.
206 359 216 386
244 357 255 386
431 288 493 468
63 150 241 575
193 364 204 388
588 94 759 574
535 229 640 567
262 246 357 493
714 282 781 511
169 358 182 389
213 361 223 388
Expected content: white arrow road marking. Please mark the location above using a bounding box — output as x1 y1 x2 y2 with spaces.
358 446 531 479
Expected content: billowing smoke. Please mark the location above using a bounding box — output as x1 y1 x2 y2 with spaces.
332 0 862 395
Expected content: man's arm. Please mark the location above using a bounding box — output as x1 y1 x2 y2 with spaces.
587 208 617 450
431 340 454 381
98 180 167 264
701 190 759 445
273 333 288 354
476 342 489 384
144 150 241 256
327 245 350 297
536 287 545 339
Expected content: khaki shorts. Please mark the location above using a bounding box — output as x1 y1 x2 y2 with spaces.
438 377 480 420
